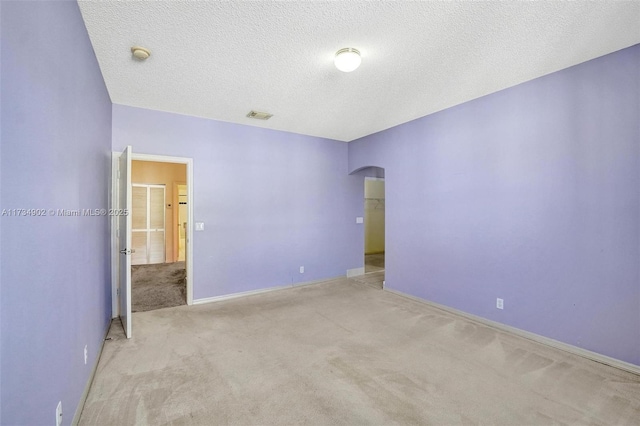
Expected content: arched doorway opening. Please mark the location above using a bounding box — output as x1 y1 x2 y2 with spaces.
349 166 385 289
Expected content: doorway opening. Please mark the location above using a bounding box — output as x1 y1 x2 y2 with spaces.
350 174 386 290
364 177 385 277
111 149 194 338
130 161 187 313
347 166 385 289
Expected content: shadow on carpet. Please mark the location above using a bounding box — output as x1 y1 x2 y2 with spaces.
132 261 186 312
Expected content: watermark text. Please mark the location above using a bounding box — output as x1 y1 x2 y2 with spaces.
1 208 129 217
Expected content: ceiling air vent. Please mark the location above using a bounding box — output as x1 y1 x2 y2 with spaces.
246 110 273 120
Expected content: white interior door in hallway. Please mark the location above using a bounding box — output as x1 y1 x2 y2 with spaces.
132 184 166 265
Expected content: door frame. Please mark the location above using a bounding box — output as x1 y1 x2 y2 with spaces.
110 152 194 318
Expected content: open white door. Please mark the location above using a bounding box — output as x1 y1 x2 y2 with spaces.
118 146 133 338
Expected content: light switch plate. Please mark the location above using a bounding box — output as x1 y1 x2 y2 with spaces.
195 222 205 231
356 217 364 224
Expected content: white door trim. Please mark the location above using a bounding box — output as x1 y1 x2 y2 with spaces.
110 152 195 318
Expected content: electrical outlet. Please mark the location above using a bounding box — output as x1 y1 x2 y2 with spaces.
496 298 504 310
56 401 62 426
84 345 88 365
299 266 304 274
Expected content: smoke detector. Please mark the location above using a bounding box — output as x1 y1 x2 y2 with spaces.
131 46 151 60
246 110 273 120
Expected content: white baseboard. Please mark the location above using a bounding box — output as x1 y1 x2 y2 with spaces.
347 267 365 277
72 319 112 425
385 288 640 376
193 276 344 306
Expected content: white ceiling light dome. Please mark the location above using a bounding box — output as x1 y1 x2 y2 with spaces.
334 48 361 72
131 46 151 60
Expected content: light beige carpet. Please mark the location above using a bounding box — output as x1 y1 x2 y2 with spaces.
351 270 384 289
80 277 640 425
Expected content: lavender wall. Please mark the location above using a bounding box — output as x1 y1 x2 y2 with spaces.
0 1 3 422
112 105 363 300
349 45 640 366
0 0 3 422
1 1 113 424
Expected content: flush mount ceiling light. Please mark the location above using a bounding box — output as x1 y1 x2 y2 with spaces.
334 48 361 72
131 46 151 60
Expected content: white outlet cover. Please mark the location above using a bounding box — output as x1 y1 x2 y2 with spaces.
84 345 88 365
299 266 304 274
356 217 364 224
195 222 205 231
497 298 504 309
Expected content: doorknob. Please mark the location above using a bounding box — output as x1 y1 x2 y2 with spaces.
119 248 135 255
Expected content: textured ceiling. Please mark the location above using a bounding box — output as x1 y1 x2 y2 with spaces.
78 1 640 142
